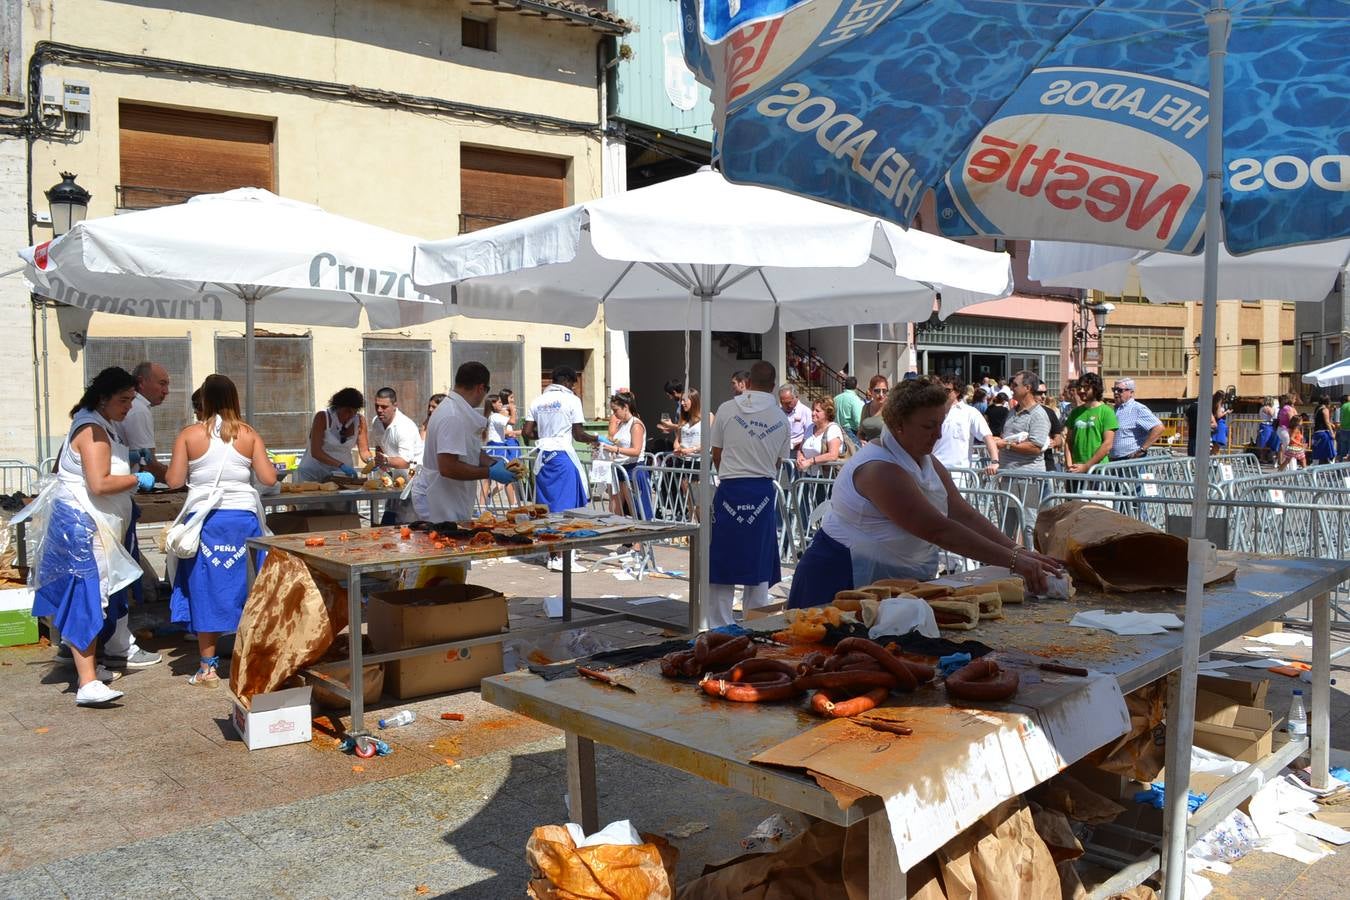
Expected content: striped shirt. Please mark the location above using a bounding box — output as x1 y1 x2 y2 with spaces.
1110 399 1161 459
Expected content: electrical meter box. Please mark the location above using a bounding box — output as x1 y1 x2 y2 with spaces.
62 80 91 114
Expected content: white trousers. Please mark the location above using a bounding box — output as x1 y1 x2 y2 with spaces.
706 582 772 629
100 614 142 657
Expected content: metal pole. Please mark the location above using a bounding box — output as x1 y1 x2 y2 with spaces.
696 276 714 631
1162 7 1228 899
244 294 256 426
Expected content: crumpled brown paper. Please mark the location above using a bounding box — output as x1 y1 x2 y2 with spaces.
1033 501 1235 592
1082 679 1167 782
526 825 678 900
228 549 347 704
675 819 943 900
937 800 1061 900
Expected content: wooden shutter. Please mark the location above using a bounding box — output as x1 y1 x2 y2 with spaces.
119 103 275 209
460 147 567 232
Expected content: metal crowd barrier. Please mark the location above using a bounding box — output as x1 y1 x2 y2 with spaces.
0 459 40 496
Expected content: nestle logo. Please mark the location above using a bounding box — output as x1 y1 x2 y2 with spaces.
965 135 1193 241
33 241 51 270
268 719 296 734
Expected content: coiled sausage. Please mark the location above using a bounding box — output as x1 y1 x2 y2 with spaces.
833 637 919 691
945 658 1019 702
700 672 800 703
811 687 890 718
793 670 898 693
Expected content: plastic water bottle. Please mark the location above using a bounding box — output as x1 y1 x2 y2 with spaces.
1288 690 1308 737
378 709 416 729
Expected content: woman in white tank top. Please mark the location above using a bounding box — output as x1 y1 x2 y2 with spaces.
165 375 277 687
26 367 153 706
296 387 371 482
604 391 647 516
788 377 1064 609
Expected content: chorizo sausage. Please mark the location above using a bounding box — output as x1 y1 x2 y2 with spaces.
692 631 734 664
793 670 898 693
701 672 799 703
727 658 800 681
703 635 754 669
810 687 890 718
833 638 919 691
886 653 935 684
797 652 829 675
828 652 882 671
945 658 1019 702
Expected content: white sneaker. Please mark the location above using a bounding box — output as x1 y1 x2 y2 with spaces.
546 555 563 572
569 553 589 573
76 680 124 706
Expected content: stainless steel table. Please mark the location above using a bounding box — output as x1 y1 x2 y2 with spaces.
245 519 700 736
261 486 404 524
482 553 1349 900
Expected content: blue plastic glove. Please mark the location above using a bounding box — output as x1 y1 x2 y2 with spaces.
595 434 614 446
488 460 517 484
135 472 156 492
337 464 357 478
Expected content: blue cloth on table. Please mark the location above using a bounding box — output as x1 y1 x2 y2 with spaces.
710 477 780 587
32 500 132 652
938 653 972 678
170 509 265 634
535 450 586 512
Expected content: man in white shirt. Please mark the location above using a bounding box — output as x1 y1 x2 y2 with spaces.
933 375 999 478
371 386 424 524
421 362 517 522
709 361 791 627
777 384 813 456
523 366 606 513
120 361 171 482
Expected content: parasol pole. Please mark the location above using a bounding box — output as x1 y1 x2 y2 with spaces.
1161 5 1228 898
244 292 257 427
695 268 714 632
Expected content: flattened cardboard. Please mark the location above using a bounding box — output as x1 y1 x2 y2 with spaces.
751 673 1129 871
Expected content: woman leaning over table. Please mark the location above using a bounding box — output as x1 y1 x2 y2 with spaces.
27 368 156 706
788 377 1062 607
296 387 371 482
165 375 276 687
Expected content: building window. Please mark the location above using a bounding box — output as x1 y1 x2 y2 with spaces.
214 334 313 448
83 337 193 450
1240 340 1260 374
462 17 496 51
1282 341 1295 374
460 146 567 233
451 338 525 400
363 338 432 425
1100 326 1184 377
118 102 275 210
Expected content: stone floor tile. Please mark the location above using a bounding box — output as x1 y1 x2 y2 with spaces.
0 866 66 899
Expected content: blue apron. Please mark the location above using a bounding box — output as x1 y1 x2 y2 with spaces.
536 449 587 511
170 509 266 633
710 477 780 586
1257 421 1278 452
787 529 853 609
1312 430 1336 463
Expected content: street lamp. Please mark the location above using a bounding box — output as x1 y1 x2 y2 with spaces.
45 172 91 237
1073 299 1113 372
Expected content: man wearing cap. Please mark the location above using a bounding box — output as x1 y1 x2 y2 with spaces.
1109 378 1163 461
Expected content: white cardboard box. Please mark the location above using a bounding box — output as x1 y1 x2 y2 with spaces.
230 685 313 750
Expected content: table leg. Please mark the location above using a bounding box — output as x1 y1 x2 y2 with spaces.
689 530 703 634
869 810 907 900
1312 591 1331 790
348 573 367 734
566 732 599 834
562 547 573 622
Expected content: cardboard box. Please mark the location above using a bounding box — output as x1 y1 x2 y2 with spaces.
1245 620 1283 638
230 685 313 750
1195 675 1268 728
1194 707 1275 763
0 588 39 647
744 600 787 621
266 511 361 535
367 584 508 699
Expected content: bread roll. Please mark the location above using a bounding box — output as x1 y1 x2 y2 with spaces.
911 583 952 600
970 591 1003 620
994 577 1027 604
832 590 871 612
858 585 898 601
928 598 979 630
872 578 920 592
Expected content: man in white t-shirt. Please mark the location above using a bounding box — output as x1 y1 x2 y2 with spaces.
708 361 791 627
523 366 606 513
933 375 999 477
421 362 517 522
371 386 424 524
120 361 171 482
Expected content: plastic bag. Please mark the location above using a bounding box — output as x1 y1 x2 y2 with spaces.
526 823 678 900
17 481 140 599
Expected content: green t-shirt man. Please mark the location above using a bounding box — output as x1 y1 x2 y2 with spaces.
1339 399 1350 430
833 388 865 433
1066 402 1119 467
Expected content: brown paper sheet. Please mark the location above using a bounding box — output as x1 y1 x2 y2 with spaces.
228 549 348 704
1033 501 1236 592
526 825 677 900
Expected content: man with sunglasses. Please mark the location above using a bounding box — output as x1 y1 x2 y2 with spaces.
1108 377 1163 461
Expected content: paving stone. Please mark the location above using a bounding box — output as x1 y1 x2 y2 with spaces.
0 867 66 899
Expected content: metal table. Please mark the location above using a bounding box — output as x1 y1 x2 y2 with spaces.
482 553 1349 900
245 519 700 735
261 486 403 524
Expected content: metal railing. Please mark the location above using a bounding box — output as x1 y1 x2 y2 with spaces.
0 460 41 496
